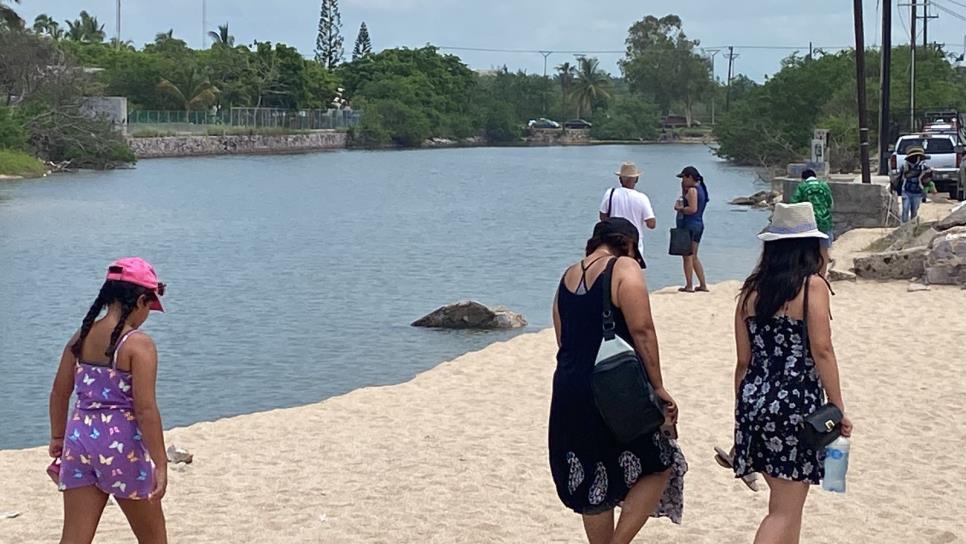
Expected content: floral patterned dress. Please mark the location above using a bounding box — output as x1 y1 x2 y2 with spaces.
733 316 826 484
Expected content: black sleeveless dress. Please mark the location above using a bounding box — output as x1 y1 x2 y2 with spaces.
548 258 686 520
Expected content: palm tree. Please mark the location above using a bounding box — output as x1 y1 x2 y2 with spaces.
155 29 175 44
33 14 63 39
110 37 135 51
208 23 234 47
65 11 105 43
158 69 220 114
569 57 612 119
556 61 577 113
0 0 23 29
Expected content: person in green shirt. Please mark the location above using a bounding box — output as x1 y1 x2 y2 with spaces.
790 169 834 275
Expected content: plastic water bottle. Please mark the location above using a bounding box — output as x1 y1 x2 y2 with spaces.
822 437 850 493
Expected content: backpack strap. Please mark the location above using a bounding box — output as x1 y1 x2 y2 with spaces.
601 257 619 340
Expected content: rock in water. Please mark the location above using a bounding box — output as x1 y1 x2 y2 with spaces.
412 301 527 330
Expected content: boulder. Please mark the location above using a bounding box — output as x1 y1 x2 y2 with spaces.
412 301 527 330
924 229 966 285
936 205 966 231
827 268 856 282
730 191 781 207
883 221 937 251
730 197 758 206
853 247 929 280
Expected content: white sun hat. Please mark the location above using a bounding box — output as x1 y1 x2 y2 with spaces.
757 202 829 242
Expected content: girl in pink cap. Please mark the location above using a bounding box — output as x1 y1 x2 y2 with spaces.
48 257 169 543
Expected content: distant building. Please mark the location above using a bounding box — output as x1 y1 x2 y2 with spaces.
78 97 128 134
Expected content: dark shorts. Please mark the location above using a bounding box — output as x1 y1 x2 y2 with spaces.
683 224 704 244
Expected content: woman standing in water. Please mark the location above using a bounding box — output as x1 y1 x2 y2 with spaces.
733 203 853 544
549 218 686 544
49 258 169 544
673 166 709 292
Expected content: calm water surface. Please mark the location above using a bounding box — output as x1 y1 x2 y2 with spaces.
0 145 771 449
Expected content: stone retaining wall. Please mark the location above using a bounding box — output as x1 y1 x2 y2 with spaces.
782 179 899 234
129 131 347 158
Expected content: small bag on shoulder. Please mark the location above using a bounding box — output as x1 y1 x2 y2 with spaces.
591 259 665 443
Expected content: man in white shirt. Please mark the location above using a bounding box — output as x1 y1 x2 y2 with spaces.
599 161 656 263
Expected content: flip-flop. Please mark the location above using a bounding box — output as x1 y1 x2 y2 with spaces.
696 286 710 292
678 287 694 293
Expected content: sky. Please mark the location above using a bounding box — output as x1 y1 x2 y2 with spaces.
19 0 966 81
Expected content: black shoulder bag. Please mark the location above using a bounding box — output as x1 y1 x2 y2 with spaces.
591 259 665 443
800 277 844 449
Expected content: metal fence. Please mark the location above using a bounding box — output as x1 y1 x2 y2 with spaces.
127 108 361 136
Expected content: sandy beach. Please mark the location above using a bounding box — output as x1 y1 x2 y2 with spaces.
1 277 964 543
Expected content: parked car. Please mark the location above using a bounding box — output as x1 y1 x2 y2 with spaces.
889 133 966 200
563 119 592 129
527 118 561 129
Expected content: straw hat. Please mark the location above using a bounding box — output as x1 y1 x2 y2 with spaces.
905 146 926 158
758 202 829 242
615 161 641 178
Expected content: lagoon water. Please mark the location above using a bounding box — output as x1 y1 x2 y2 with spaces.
0 144 770 449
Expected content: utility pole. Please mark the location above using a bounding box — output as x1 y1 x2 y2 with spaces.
879 0 892 175
705 49 720 125
725 46 737 112
202 0 208 48
922 0 937 49
540 51 552 115
115 0 121 49
853 0 871 184
911 0 917 131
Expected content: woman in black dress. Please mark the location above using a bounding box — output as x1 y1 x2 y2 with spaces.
734 203 853 543
550 218 686 544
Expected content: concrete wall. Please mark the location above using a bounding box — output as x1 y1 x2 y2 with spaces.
79 97 128 134
128 131 348 158
782 179 900 234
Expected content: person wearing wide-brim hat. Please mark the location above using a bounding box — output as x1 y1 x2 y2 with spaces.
895 146 933 222
599 162 656 266
733 202 853 543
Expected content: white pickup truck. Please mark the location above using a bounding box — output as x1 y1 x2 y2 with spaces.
889 132 966 200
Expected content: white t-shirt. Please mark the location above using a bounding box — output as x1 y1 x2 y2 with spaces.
599 186 656 255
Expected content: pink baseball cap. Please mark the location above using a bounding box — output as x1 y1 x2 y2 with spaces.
105 257 166 312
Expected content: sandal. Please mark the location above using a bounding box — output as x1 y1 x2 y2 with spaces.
678 287 694 293
714 446 760 492
696 286 710 292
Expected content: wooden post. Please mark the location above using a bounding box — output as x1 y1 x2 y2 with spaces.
879 0 892 175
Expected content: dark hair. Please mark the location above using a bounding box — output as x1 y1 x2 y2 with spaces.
801 169 817 180
586 232 636 257
738 238 823 322
71 280 152 359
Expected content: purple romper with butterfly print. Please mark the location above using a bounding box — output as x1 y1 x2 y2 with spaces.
58 330 155 499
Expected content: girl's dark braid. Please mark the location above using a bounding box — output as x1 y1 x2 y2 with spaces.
105 297 137 358
71 285 109 358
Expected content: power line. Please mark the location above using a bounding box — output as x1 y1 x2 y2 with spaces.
931 0 966 20
939 0 966 9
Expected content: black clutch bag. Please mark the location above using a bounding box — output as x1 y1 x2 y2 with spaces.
801 403 843 449
591 259 665 443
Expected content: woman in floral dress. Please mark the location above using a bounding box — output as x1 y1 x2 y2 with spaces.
734 203 853 544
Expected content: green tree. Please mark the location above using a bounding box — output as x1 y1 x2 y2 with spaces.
619 14 712 126
314 0 343 69
352 22 372 61
570 57 611 118
591 95 660 140
33 14 64 39
65 11 106 43
208 23 234 47
158 69 219 114
0 0 22 29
